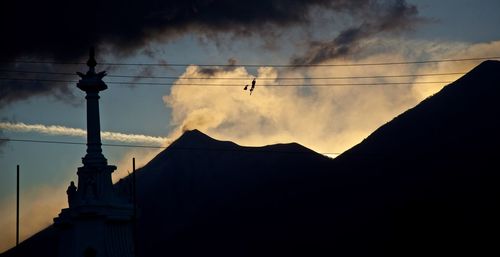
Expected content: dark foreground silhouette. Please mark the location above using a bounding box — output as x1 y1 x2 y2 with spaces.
3 61 500 257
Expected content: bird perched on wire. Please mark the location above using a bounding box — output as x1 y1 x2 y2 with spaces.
250 78 256 95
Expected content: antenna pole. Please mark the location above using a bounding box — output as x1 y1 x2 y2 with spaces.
16 165 19 246
133 158 137 257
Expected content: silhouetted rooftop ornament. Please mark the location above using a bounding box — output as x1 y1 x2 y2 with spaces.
66 181 77 207
76 47 107 92
87 47 97 73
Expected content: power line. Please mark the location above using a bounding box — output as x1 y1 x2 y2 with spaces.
0 68 466 80
3 56 499 67
0 77 453 87
0 138 341 155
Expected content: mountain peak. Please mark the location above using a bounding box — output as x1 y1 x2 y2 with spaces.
181 129 209 139
341 60 500 158
167 129 239 151
173 129 217 146
434 59 500 102
472 59 500 70
466 60 500 77
459 60 500 82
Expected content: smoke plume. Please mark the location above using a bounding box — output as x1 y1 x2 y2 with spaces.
164 40 500 155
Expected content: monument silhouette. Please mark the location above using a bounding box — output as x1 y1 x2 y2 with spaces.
53 48 135 257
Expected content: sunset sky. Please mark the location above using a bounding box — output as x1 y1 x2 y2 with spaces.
1 0 500 251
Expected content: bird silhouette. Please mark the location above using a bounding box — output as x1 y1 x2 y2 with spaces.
250 78 256 95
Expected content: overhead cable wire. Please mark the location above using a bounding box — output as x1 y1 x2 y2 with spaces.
0 68 466 80
2 56 499 67
0 77 453 87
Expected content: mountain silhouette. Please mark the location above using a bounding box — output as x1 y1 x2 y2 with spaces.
2 61 500 257
126 130 333 257
328 60 500 256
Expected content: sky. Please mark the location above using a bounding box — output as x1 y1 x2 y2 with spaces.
1 0 500 251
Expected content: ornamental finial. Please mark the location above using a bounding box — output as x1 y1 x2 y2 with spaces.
87 46 97 74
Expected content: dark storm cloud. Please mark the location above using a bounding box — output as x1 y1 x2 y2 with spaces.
0 0 370 61
0 0 421 106
0 0 366 107
0 80 79 108
199 58 238 76
0 64 80 108
291 0 421 65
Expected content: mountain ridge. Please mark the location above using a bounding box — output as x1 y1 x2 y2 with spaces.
144 128 326 172
171 129 320 153
341 60 500 158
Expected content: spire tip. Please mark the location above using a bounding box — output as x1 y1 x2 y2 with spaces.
87 46 97 71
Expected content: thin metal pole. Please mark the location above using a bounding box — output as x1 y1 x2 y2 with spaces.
133 158 137 257
16 165 19 246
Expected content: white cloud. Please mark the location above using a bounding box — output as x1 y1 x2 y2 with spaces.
0 122 171 146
